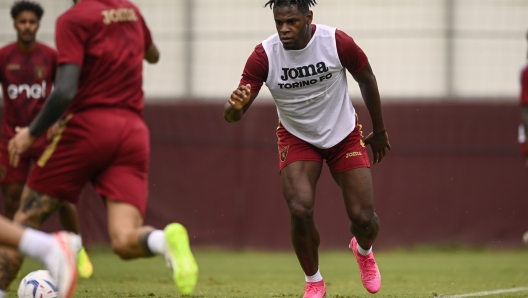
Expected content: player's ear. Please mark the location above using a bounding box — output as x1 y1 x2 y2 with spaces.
306 10 313 25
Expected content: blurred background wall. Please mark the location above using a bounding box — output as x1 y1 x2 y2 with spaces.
0 0 527 250
1 0 528 101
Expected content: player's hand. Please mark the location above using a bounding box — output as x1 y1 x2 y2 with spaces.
8 126 37 168
228 84 251 110
364 130 391 164
47 122 60 140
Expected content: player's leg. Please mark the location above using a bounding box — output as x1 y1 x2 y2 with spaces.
58 202 93 278
281 161 328 298
332 167 381 294
276 124 326 297
332 168 379 247
281 161 323 276
0 187 79 298
0 146 30 219
1 183 24 219
106 199 198 295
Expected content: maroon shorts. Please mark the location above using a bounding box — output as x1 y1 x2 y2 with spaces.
27 108 150 216
521 142 527 157
276 121 370 172
0 135 47 184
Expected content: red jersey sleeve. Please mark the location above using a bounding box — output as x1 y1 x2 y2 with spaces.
335 29 368 75
239 44 268 93
139 14 153 52
521 65 528 105
55 14 89 66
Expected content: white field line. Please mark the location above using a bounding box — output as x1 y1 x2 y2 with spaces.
440 287 528 298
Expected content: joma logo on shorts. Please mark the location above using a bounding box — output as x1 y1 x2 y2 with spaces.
7 82 46 100
280 62 329 81
346 152 362 158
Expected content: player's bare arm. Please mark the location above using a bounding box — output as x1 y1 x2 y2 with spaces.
351 62 391 164
224 84 258 122
144 43 159 64
8 64 80 167
521 105 528 168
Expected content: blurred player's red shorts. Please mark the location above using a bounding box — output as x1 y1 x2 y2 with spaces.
0 134 48 184
27 108 150 217
276 120 370 173
521 142 527 157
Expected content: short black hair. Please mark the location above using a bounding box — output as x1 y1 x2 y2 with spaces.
10 1 44 20
264 0 317 13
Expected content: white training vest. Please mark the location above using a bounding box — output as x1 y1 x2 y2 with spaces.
262 24 356 149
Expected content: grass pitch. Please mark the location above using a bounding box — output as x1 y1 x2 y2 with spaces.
8 246 528 297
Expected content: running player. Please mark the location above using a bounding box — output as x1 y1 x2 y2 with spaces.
224 1 391 297
519 31 528 245
0 0 93 279
0 216 79 298
519 31 528 169
1 0 198 296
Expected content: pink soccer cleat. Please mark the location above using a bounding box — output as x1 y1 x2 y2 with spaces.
350 237 381 294
303 279 326 298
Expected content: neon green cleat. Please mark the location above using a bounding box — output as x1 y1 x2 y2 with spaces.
77 246 93 279
164 223 198 295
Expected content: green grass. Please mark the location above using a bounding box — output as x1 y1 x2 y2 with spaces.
8 247 528 297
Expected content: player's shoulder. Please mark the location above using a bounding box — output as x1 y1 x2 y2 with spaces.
36 42 58 55
0 42 17 55
58 0 104 25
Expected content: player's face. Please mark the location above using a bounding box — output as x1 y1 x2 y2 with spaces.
14 10 39 44
273 5 313 50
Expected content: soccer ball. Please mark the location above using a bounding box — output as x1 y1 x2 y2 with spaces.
17 270 58 298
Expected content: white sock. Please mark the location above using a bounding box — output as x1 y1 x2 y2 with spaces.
357 244 372 256
147 230 166 255
305 268 323 283
18 228 55 263
0 289 5 298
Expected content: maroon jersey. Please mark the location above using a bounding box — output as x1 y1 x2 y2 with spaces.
55 0 153 115
0 42 57 139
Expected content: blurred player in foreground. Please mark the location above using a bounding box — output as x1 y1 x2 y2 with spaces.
0 0 93 279
0 0 198 296
224 0 390 296
519 31 528 245
0 216 78 298
519 31 528 169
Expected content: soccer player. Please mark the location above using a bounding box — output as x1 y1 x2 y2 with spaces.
519 31 528 245
0 216 79 298
0 0 93 279
519 31 528 169
0 0 198 296
224 0 391 297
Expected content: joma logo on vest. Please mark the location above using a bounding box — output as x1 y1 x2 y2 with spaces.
280 62 329 81
7 82 46 100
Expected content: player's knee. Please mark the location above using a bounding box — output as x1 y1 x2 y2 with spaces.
288 202 314 221
13 210 41 229
350 209 376 229
111 237 134 260
110 230 139 260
